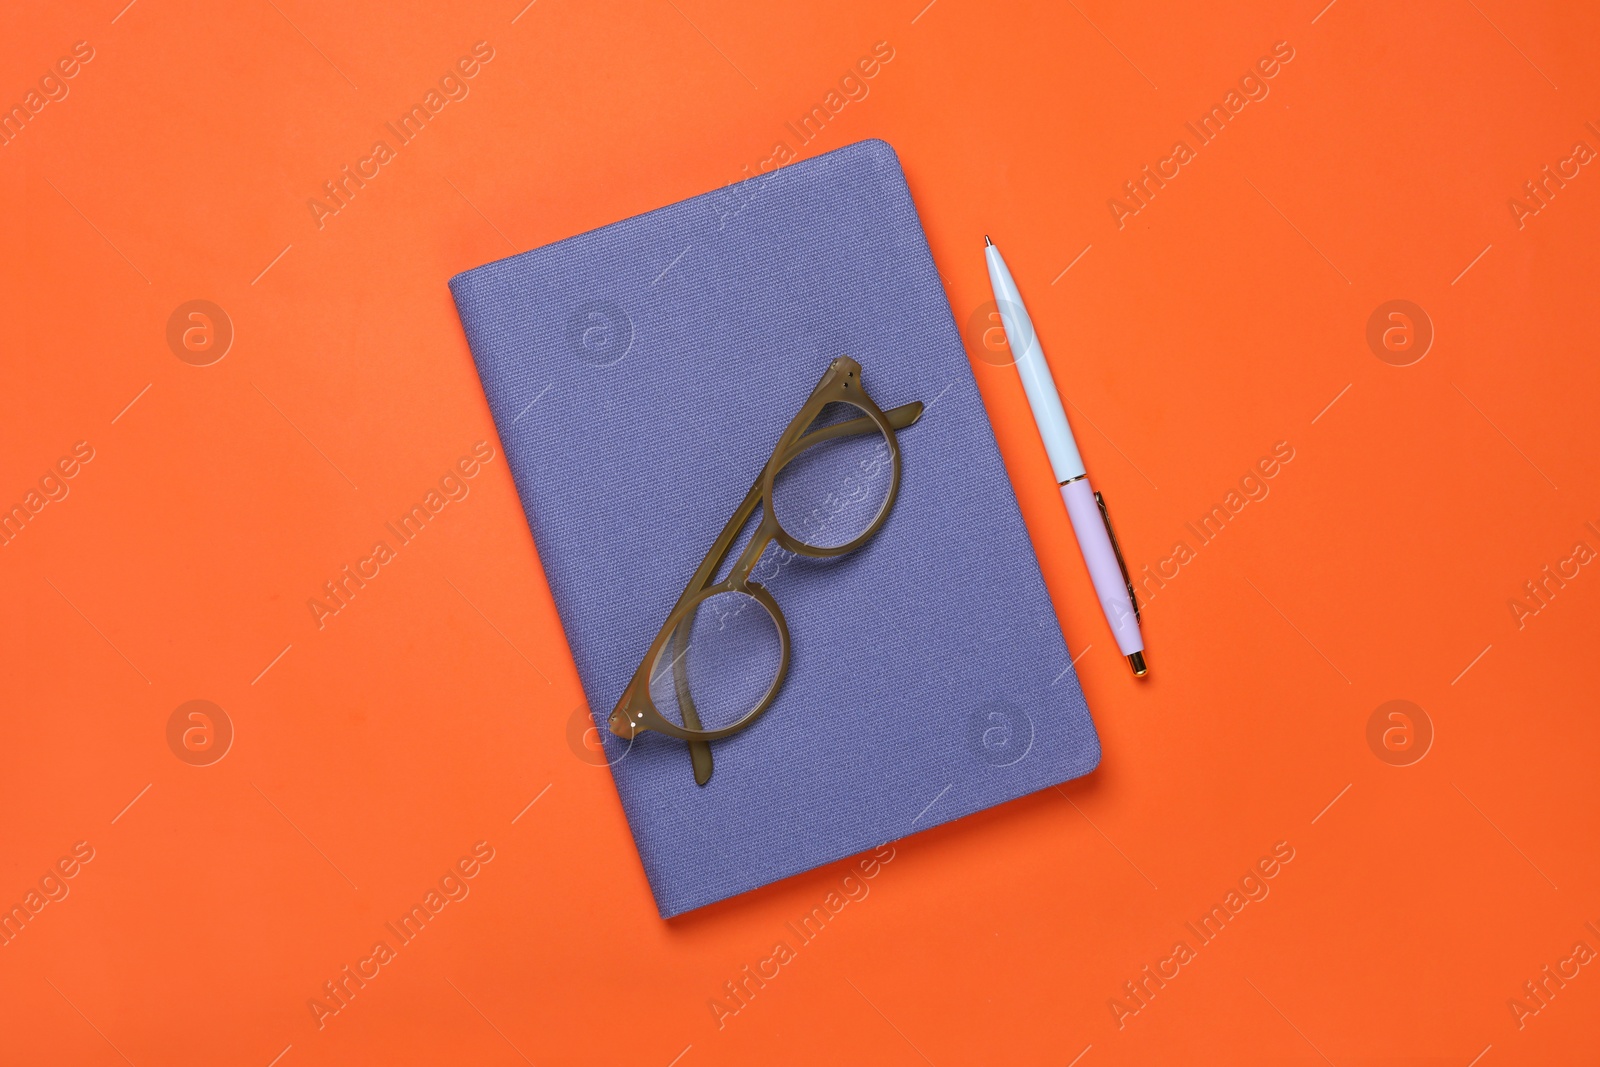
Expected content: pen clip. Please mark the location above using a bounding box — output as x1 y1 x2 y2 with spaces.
1094 491 1139 621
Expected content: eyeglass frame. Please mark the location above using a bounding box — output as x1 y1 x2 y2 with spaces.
606 356 924 785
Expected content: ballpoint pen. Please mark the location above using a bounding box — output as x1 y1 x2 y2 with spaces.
983 236 1147 677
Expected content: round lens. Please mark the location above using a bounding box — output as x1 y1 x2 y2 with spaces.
647 590 783 735
770 401 895 551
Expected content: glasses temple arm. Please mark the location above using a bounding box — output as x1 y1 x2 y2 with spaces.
772 401 923 468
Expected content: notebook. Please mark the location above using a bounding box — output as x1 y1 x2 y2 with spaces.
448 139 1101 918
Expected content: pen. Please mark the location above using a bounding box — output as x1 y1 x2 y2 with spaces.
983 236 1147 677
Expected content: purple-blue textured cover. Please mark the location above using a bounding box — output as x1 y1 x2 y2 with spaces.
448 140 1100 917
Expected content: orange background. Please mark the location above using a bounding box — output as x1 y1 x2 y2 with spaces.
2 0 1597 1064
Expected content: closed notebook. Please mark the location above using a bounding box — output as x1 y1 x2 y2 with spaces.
448 139 1100 918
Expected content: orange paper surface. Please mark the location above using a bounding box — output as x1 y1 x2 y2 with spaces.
2 1 1597 1064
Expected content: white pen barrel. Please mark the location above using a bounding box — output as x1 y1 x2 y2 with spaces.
985 247 1085 482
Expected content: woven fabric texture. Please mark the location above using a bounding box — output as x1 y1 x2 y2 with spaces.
449 139 1100 917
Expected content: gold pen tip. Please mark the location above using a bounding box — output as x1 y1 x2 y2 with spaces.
984 234 993 246
1127 651 1148 677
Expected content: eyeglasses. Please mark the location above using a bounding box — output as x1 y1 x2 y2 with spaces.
607 357 923 786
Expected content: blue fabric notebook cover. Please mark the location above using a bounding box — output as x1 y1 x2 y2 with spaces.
449 140 1100 917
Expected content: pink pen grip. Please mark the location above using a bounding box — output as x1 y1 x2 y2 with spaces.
1060 479 1144 656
